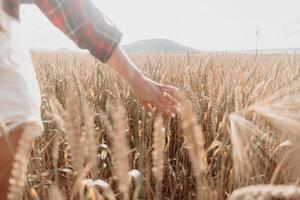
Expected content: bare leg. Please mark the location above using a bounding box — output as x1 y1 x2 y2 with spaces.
0 126 24 200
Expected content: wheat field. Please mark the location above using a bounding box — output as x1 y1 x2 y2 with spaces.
8 52 300 199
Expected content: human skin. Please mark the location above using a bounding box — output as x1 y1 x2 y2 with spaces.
107 46 179 114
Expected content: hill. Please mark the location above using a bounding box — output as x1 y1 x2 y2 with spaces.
122 39 199 54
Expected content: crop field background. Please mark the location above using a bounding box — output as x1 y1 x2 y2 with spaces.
10 52 300 199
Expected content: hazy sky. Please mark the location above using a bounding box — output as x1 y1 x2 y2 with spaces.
20 0 300 51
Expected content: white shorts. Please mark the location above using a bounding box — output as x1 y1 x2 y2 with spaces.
0 12 43 137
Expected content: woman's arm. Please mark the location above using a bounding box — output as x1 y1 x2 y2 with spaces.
107 46 179 114
35 0 178 113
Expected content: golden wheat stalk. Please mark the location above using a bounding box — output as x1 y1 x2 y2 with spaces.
65 94 85 173
128 169 143 200
81 99 99 179
230 184 300 200
110 102 131 200
152 114 166 199
176 92 210 199
8 124 37 200
49 186 65 200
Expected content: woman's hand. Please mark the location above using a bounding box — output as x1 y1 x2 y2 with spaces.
131 73 179 114
107 46 179 114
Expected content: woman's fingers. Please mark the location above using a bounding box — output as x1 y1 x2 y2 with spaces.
144 95 171 115
158 96 175 113
141 101 154 112
163 92 179 107
158 85 180 112
138 82 180 115
156 100 172 114
159 84 179 95
153 91 179 115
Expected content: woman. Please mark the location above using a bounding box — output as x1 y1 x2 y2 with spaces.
0 0 178 198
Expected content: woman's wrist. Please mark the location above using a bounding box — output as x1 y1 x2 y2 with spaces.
107 46 145 86
127 67 144 86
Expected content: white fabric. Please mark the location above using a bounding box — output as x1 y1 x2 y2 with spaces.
0 11 43 136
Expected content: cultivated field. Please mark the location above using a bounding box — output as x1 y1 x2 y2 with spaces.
10 52 300 199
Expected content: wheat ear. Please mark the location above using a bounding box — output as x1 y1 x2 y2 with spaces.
177 92 209 199
8 124 37 200
110 102 131 200
152 114 166 199
230 184 300 200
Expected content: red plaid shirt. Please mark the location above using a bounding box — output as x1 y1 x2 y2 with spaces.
3 0 123 63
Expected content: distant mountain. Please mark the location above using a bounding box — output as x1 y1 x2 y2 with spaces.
122 39 199 54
